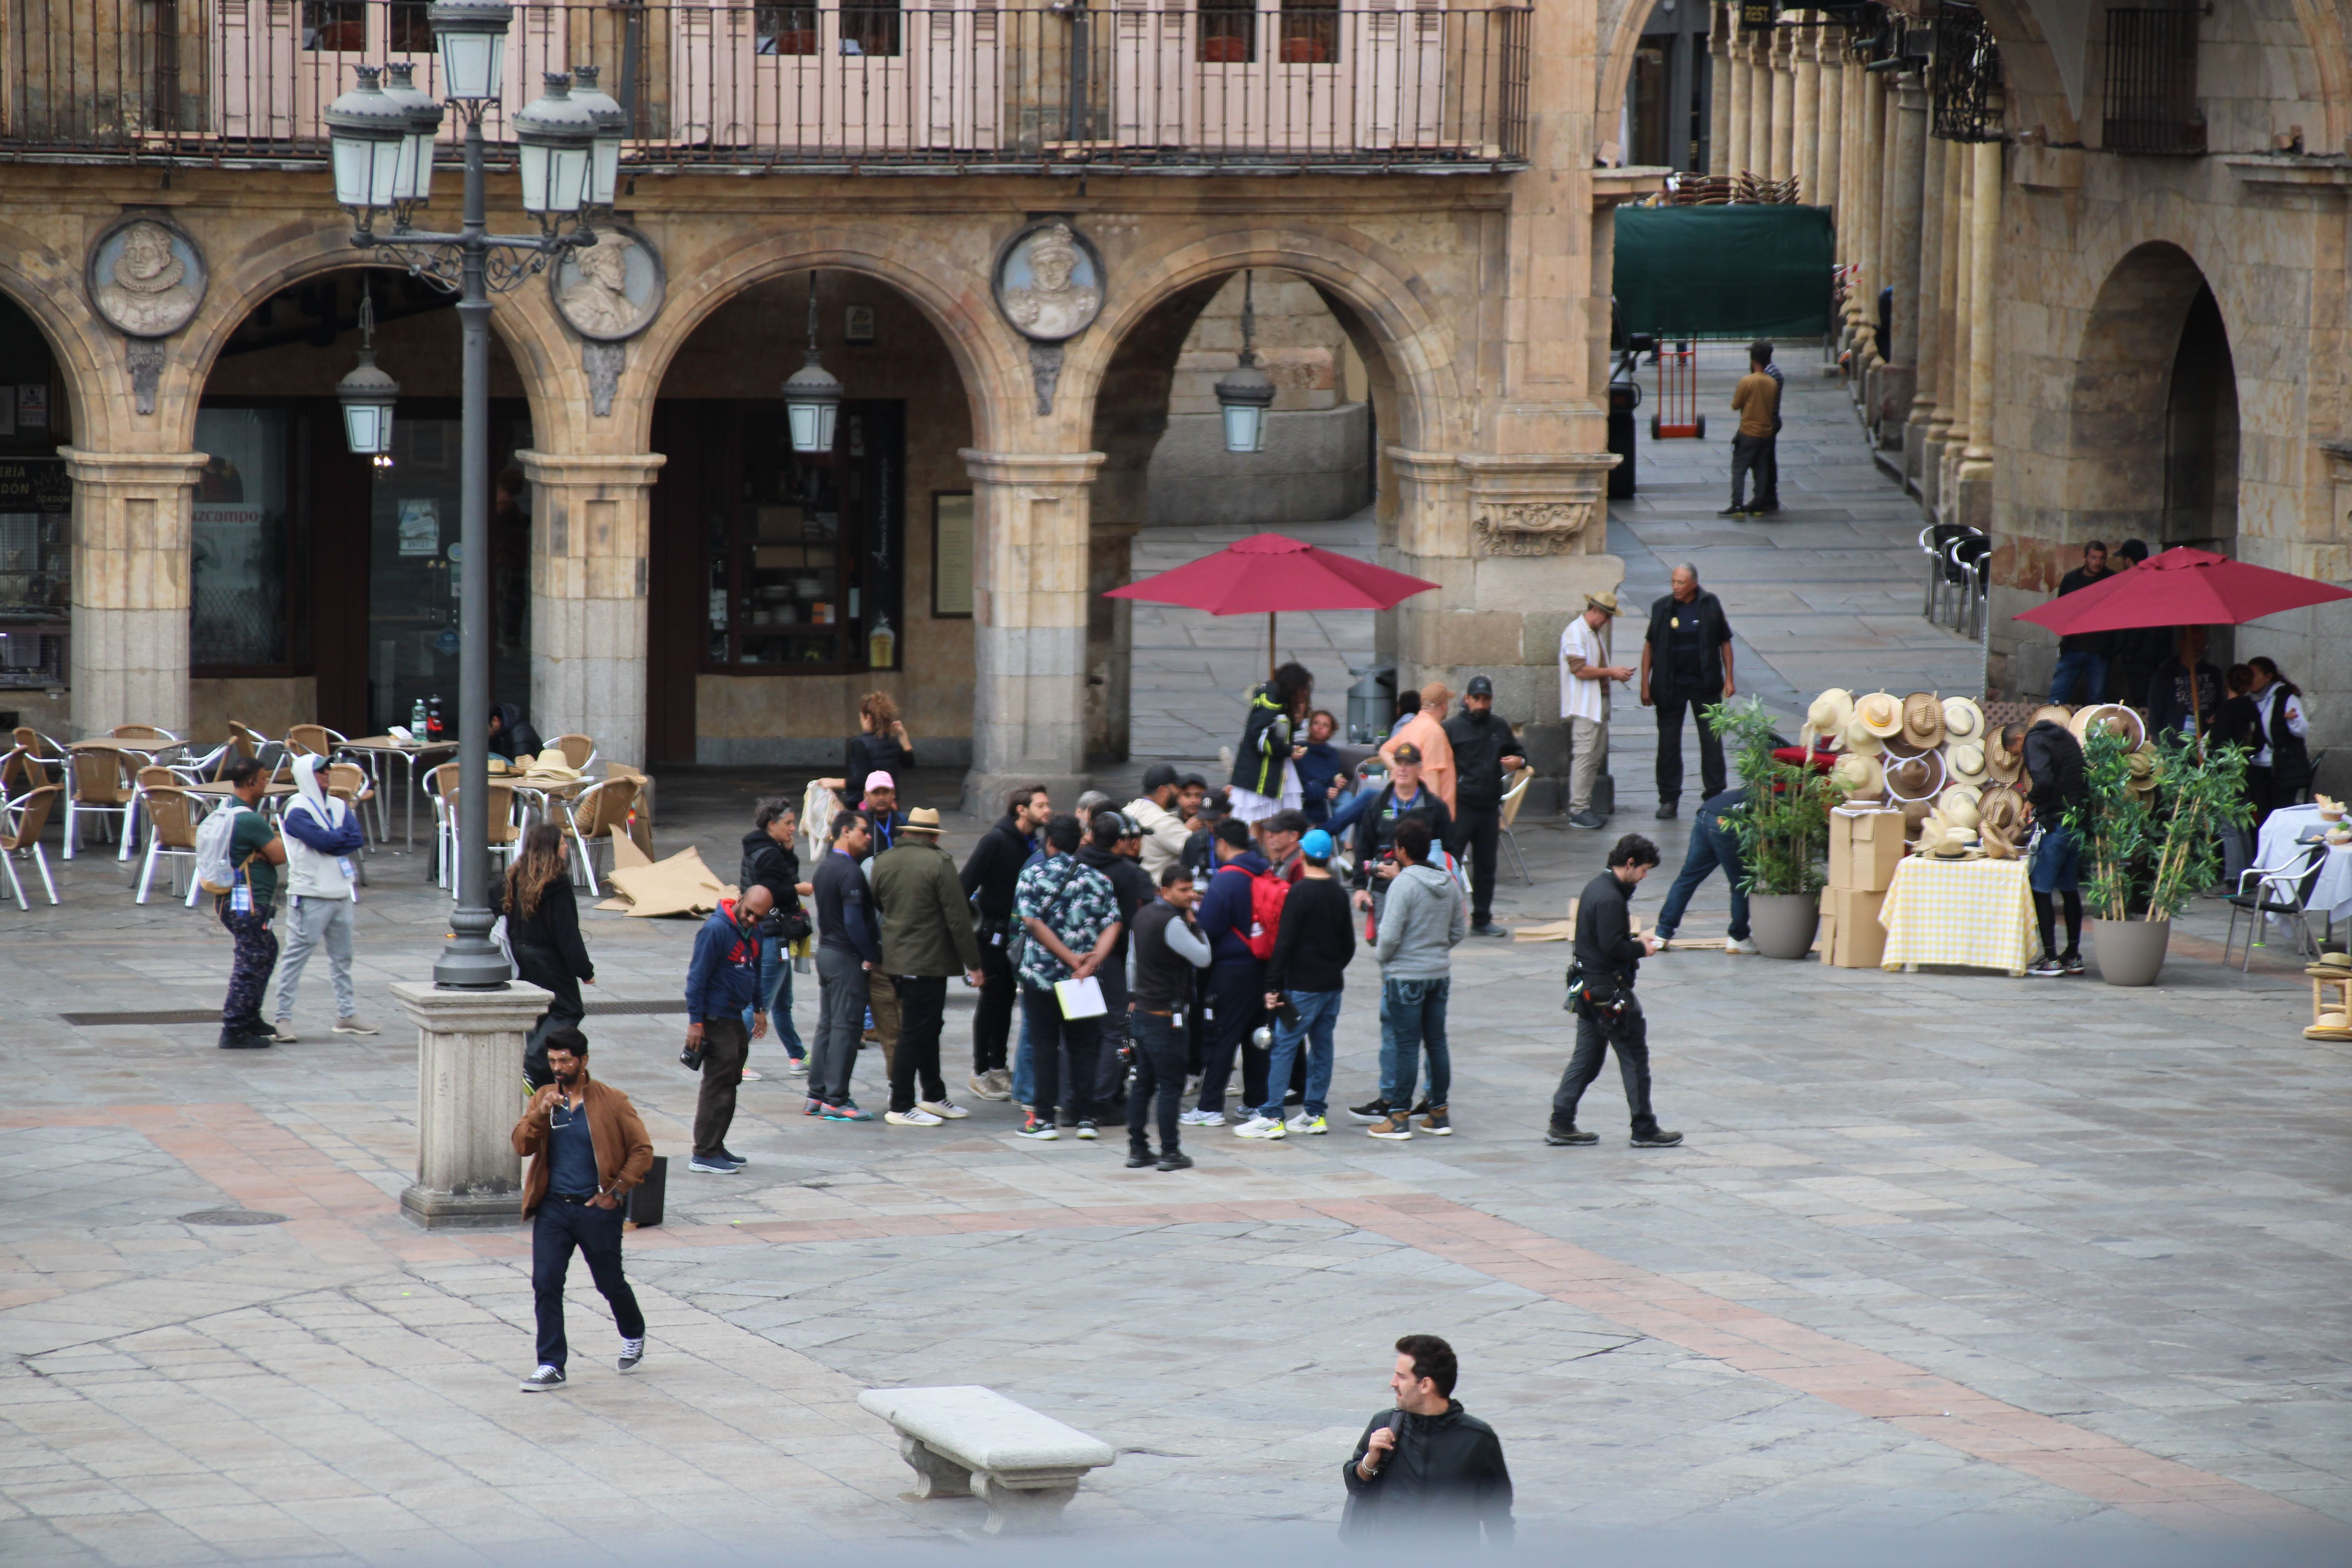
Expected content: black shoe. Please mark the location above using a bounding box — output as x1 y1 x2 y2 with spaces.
1546 1127 1599 1147
1717 505 1748 517
1126 1149 1156 1169
1156 1151 1194 1172
2059 951 2087 976
219 1025 271 1050
1407 1099 1432 1118
1569 809 1606 829
1653 802 1678 820
2026 955 2065 978
1347 1098 1390 1123
1753 503 1780 515
1632 1129 1685 1147
1470 923 1511 939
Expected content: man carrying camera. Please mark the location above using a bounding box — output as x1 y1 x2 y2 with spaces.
682 884 771 1172
1550 835 1682 1149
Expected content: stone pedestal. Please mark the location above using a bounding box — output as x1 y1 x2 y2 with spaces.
518 451 668 771
61 449 208 737
393 980 552 1228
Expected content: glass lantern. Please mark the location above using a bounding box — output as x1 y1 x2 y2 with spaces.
324 67 411 216
426 0 513 104
512 74 598 217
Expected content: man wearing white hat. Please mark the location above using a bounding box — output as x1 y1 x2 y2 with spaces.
1559 591 1634 831
268 755 377 1041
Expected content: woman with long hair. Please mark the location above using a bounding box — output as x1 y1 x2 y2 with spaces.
840 690 915 809
2245 656 2312 820
493 824 595 1089
1228 661 1314 835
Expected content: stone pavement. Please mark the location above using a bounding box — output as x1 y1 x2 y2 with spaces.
5 355 2350 1561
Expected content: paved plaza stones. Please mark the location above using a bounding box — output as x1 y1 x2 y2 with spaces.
4 359 2348 1562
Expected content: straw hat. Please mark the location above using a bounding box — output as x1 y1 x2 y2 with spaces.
1584 590 1622 617
1978 789 2026 858
1900 692 1945 750
1940 696 1985 744
2070 702 2148 753
1843 714 1886 756
1855 691 1905 739
2124 747 2160 796
1927 825 1980 859
1938 785 1982 829
1900 797 1938 841
902 806 945 835
1831 751 1885 799
2316 950 2352 973
1985 733 2024 784
1884 750 1947 804
1948 741 1989 787
1805 689 1856 747
2031 704 2073 730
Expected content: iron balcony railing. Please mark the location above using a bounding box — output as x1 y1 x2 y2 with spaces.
2102 5 2203 156
2 0 1528 169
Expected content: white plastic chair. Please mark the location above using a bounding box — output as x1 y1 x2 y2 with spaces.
1497 766 1535 885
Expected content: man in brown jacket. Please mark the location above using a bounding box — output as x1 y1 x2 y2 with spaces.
511 1028 656 1392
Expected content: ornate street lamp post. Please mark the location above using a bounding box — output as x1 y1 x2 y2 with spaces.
326 0 604 989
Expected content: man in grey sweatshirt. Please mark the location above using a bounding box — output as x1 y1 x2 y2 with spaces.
1367 817 1467 1140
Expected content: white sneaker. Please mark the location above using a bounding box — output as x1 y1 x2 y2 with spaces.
1179 1108 1225 1127
519 1365 566 1392
741 1068 763 1081
918 1100 970 1120
969 1072 1011 1102
784 1056 809 1076
1285 1112 1328 1134
618 1337 645 1371
1233 1116 1287 1141
885 1108 944 1127
1726 935 1760 955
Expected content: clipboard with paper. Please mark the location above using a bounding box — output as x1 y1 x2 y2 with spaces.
1053 976 1107 1020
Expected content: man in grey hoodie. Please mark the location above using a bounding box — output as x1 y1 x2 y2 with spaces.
1367 817 1467 1141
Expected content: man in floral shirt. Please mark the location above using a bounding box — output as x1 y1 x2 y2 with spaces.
1013 813 1123 1141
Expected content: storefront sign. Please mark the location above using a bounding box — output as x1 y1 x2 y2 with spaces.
398 499 440 556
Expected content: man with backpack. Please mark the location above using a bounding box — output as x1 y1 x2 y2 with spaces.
1188 817 1278 1127
268 755 376 1041
202 758 287 1050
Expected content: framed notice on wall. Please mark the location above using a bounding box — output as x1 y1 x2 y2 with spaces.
932 492 973 619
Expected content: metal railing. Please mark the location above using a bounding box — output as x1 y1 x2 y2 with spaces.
2 0 1528 168
2102 5 2204 156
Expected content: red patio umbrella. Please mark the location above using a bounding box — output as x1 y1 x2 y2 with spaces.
1103 531 1439 676
2013 544 2352 734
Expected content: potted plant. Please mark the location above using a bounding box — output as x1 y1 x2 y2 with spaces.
1704 697 1840 959
2071 727 2252 986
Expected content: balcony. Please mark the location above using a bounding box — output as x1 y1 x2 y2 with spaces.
1 0 1528 172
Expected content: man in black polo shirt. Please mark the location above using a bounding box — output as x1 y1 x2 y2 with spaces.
1639 563 1735 820
1441 674 1525 937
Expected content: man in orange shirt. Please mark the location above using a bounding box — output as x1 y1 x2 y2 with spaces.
1380 682 1457 811
1722 345 1781 518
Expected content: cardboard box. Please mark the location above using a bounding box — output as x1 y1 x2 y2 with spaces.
1829 808 1907 892
1826 887 1888 968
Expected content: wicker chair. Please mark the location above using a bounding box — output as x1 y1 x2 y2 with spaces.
64 748 138 860
442 782 521 902
563 775 639 895
2 784 62 907
0 746 43 799
1496 764 1536 886
135 785 205 905
11 726 65 783
550 733 598 771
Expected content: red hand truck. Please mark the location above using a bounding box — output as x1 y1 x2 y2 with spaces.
1651 344 1704 440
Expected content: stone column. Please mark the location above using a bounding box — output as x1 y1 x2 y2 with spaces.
1925 140 1967 510
394 980 552 1227
1792 25 1820 202
1724 29 1751 175
1746 35 1771 180
1852 70 1885 372
1814 29 1842 214
1939 144 1975 521
1906 132 1949 494
1708 18 1733 174
518 451 667 769
1768 30 1795 184
60 449 205 738
959 450 1103 815
1954 135 2002 532
1877 74 1929 447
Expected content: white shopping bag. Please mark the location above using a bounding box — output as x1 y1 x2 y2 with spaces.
1054 976 1107 1020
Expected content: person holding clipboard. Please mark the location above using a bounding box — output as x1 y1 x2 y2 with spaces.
1011 814 1123 1142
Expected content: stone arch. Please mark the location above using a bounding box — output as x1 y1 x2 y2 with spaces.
0 218 120 452
616 223 1024 458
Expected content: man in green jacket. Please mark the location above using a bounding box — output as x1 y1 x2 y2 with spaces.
871 807 984 1127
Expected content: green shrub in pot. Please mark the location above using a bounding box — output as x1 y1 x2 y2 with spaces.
1702 697 1840 897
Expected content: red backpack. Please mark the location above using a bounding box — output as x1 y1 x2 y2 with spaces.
1216 864 1290 961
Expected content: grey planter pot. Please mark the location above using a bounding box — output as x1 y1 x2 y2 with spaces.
2091 916 2170 987
1748 892 1822 960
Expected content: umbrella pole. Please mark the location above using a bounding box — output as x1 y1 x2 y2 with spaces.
2190 627 2205 758
1268 612 1277 681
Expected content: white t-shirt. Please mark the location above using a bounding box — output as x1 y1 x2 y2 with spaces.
1561 616 1610 722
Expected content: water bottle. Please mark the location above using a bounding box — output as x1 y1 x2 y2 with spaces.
410 698 426 735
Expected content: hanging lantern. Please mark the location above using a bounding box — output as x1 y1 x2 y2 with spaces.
323 66 410 216
782 272 844 455
426 0 512 104
568 66 625 212
512 74 598 218
337 289 400 462
1214 270 1276 454
379 62 444 207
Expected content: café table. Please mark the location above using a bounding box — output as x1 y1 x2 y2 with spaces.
1877 853 2039 976
337 737 457 851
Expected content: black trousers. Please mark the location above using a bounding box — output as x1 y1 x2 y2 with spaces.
531 1196 645 1371
1021 987 1102 1123
972 931 1015 1074
1550 994 1659 1138
1091 962 1132 1105
1730 431 1769 509
692 1015 749 1157
513 940 585 1090
1452 804 1502 927
1127 1009 1186 1156
1758 432 1780 507
1653 693 1727 807
1197 960 1267 1115
890 975 949 1113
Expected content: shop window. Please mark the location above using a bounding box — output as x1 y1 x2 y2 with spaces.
706 401 903 674
1200 0 1256 64
1280 0 1338 64
192 407 307 672
0 297 67 692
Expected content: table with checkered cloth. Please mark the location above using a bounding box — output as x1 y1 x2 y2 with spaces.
1878 855 2039 975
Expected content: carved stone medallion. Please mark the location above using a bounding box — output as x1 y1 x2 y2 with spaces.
550 225 665 342
994 219 1104 343
87 215 207 339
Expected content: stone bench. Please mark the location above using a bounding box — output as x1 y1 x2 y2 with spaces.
858 1385 1115 1534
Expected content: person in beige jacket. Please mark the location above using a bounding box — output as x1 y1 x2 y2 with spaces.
1380 682 1457 812
1126 761 1194 880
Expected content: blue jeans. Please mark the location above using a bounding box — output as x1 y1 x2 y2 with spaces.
1258 987 1340 1120
1654 809 1750 940
1379 976 1451 1108
744 936 806 1058
2030 821 2083 894
1012 1003 1036 1106
2050 650 2108 706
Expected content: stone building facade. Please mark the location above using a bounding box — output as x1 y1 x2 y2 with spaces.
0 0 1652 813
1693 0 2352 780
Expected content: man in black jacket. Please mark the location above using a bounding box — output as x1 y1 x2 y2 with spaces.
1340 1333 1513 1544
738 797 809 1075
1639 564 1735 819
809 812 879 1122
1549 834 1681 1148
1330 744 1454 917
1243 827 1354 1138
1441 675 1526 938
958 784 1050 1100
2000 719 2091 977
1079 811 1155 1113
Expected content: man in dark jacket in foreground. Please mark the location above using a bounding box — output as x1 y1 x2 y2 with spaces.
1549 834 1681 1148
1341 1333 1513 1543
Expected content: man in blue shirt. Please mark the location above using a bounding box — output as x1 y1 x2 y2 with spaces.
809 812 880 1121
1189 817 1272 1126
1649 787 1757 954
683 885 771 1172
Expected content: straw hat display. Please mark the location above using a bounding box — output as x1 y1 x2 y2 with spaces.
1843 714 1886 756
1884 751 1947 804
2124 746 2161 798
1985 733 2024 784
2070 702 2148 752
1940 696 1985 745
1803 688 1855 751
1831 751 1885 800
1855 691 1905 739
1937 786 1982 829
2031 704 2073 730
1978 789 2026 858
1926 825 1982 859
1948 740 1990 787
1900 692 1946 750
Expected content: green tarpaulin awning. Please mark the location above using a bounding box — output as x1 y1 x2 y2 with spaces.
1613 205 1835 340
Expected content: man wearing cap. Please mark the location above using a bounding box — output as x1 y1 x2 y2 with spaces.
869 808 984 1127
1241 826 1355 1139
1640 564 1735 820
861 772 909 853
1381 683 1458 812
1126 762 1193 880
1080 809 1156 1114
1443 676 1526 937
1331 742 1455 922
1561 592 1634 831
855 771 907 1073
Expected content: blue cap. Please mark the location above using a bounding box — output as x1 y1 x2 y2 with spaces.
1300 828 1335 860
